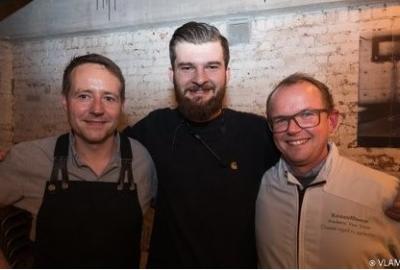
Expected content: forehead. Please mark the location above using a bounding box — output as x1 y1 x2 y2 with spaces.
174 41 224 64
70 63 121 91
270 81 324 115
71 63 114 79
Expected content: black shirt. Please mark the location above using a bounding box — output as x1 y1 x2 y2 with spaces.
123 108 279 268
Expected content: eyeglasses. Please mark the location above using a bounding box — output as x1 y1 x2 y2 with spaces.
268 109 329 133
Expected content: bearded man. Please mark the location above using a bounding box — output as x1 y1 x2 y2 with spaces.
123 21 280 268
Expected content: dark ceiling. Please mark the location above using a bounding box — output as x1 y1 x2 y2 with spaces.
0 0 32 21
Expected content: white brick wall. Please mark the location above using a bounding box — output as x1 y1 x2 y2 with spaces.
3 2 400 175
0 41 13 149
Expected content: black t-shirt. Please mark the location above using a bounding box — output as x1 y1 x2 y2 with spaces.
123 108 279 268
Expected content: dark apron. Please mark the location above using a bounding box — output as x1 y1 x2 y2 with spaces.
33 133 143 268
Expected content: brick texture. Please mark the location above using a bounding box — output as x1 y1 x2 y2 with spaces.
0 41 13 149
2 2 400 176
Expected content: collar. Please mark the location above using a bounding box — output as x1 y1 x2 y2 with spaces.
279 142 338 188
178 108 225 128
69 132 121 169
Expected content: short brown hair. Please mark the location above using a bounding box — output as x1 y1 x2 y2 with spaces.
62 53 125 101
266 73 334 119
169 21 230 69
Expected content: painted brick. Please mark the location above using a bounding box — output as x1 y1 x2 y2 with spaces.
0 41 13 149
2 2 400 176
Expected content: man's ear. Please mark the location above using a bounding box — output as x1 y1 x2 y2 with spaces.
62 95 68 111
169 67 174 83
328 110 340 133
225 67 231 84
121 99 125 112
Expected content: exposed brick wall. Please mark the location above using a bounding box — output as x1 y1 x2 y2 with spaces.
0 41 13 149
4 2 400 175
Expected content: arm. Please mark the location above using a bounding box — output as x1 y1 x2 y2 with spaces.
385 184 400 221
124 112 161 201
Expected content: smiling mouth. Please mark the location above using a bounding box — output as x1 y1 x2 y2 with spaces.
190 89 212 96
287 138 309 146
186 88 214 94
85 120 107 126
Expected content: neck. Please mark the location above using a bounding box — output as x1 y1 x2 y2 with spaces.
206 109 223 122
290 160 324 178
188 108 223 123
288 145 330 177
74 135 117 176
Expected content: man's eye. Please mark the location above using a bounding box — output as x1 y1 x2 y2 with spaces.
77 94 91 100
180 66 193 71
273 118 287 125
104 96 117 102
207 65 219 70
300 110 317 118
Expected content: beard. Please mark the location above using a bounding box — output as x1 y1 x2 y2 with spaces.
174 79 226 122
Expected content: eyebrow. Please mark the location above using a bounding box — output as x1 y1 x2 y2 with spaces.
177 61 223 67
177 62 194 67
73 88 120 97
271 108 315 119
205 61 223 65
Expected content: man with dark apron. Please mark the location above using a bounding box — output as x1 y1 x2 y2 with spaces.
34 133 143 268
0 54 156 268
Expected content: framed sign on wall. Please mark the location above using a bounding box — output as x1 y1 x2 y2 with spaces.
358 30 400 147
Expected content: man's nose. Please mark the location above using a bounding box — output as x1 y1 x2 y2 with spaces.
90 97 104 114
193 68 208 85
286 118 302 134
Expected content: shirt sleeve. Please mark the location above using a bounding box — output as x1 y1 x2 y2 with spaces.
0 138 54 209
130 139 157 213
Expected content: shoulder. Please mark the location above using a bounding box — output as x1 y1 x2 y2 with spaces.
338 156 397 186
257 161 284 206
224 109 267 125
126 137 157 211
126 136 157 178
224 109 269 136
127 137 153 161
9 136 59 162
0 135 59 192
123 108 177 138
225 109 279 166
260 160 282 185
133 108 176 127
329 155 399 210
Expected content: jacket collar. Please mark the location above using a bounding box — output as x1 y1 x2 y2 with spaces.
277 142 338 188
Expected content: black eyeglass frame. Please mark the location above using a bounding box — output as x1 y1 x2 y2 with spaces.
268 108 330 133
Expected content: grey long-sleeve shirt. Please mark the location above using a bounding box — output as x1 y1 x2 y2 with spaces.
0 133 157 240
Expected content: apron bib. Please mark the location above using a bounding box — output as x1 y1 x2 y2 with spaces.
34 133 143 268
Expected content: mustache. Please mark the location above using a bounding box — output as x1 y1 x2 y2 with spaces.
185 82 215 93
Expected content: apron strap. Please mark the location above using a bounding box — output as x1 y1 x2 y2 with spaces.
118 133 136 191
49 133 70 191
49 133 135 191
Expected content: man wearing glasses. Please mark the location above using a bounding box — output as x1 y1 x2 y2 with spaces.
256 73 400 268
